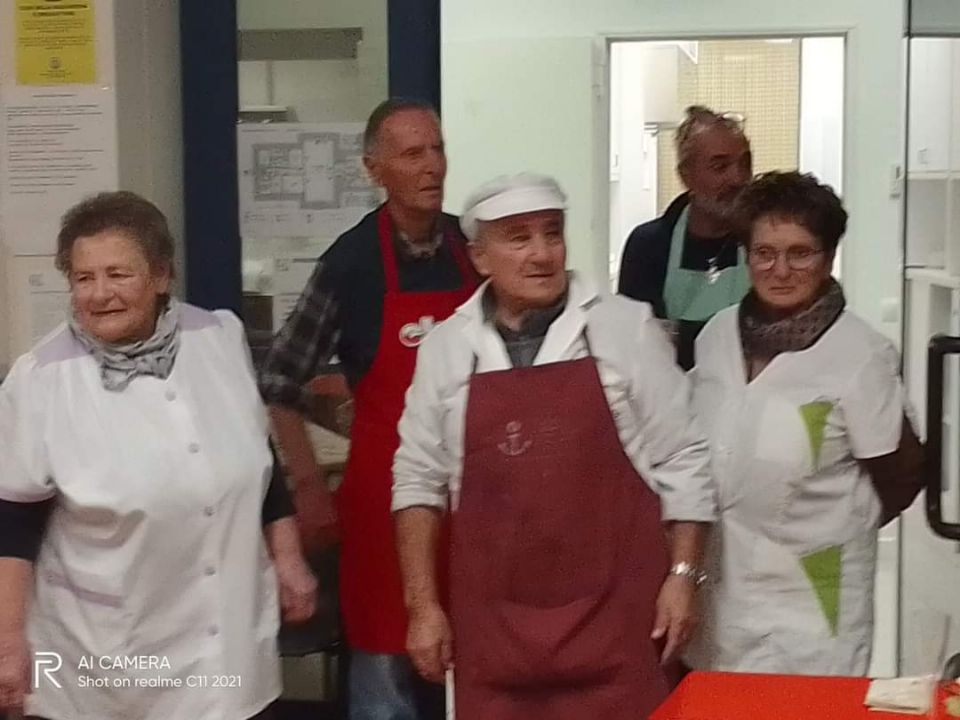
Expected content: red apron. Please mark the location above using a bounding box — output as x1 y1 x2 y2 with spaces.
338 207 476 654
450 348 673 719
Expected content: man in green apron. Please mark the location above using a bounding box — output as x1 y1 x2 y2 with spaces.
618 105 753 370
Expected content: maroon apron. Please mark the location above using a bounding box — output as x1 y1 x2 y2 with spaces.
338 207 476 653
450 346 673 719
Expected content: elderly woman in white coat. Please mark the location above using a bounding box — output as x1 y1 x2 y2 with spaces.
0 192 317 720
685 171 923 676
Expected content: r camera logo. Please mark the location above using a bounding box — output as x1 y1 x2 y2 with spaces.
33 651 63 689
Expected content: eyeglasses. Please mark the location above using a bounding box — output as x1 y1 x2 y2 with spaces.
748 246 824 271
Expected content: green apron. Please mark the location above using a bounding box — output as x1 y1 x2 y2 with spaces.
663 205 750 322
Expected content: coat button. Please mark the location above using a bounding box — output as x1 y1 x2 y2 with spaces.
204 566 216 576
165 390 177 401
188 442 201 454
203 506 215 517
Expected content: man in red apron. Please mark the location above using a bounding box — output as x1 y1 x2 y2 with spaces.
393 174 717 719
259 99 477 719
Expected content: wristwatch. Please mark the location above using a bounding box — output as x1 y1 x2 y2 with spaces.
669 562 708 587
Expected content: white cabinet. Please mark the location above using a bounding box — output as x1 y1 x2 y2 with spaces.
906 38 960 274
908 39 952 174
905 178 947 267
904 38 960 532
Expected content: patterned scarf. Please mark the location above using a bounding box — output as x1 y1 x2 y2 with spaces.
69 298 181 392
738 278 846 360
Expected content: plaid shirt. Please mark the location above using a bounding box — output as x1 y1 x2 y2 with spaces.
258 210 462 413
258 260 341 414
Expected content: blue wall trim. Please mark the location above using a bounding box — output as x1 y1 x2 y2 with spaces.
180 0 241 312
389 0 441 107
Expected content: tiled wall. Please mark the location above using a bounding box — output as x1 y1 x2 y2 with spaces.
657 39 801 212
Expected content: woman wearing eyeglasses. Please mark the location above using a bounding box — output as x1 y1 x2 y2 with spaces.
684 171 923 676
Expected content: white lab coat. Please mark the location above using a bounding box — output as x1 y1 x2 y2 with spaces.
392 272 717 524
0 305 281 720
685 305 907 676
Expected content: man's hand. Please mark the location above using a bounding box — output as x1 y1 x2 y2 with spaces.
406 603 452 683
651 575 699 664
0 630 30 713
292 474 340 554
274 553 319 624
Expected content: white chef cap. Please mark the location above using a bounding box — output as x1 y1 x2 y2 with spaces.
460 173 567 242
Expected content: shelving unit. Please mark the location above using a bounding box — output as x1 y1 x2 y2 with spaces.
906 38 960 272
905 270 960 526
902 39 960 522
904 38 960 525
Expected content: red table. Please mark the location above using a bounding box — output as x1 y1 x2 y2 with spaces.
652 671 954 720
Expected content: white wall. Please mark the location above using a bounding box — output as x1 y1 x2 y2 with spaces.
441 0 906 344
800 37 845 192
608 44 673 283
237 0 387 123
609 41 706 266
442 35 600 280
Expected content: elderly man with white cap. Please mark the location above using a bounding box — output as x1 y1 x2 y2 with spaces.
392 173 717 719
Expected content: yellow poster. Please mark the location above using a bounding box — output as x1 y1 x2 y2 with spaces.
16 1 96 85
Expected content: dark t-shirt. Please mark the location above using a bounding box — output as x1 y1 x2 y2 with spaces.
618 193 744 369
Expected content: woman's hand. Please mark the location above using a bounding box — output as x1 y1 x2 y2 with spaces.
265 516 319 624
0 629 30 713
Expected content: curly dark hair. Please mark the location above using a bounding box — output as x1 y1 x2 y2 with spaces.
56 191 176 276
736 171 847 253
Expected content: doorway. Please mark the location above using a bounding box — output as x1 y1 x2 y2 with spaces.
607 36 845 288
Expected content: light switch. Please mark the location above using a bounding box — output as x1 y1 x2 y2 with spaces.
890 164 904 198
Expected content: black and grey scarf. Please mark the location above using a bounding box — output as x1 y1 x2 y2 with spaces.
69 298 181 392
739 278 846 359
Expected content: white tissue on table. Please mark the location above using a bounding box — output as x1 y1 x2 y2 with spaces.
864 675 937 715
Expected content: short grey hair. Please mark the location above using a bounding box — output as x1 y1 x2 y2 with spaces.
675 105 746 168
363 98 439 156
